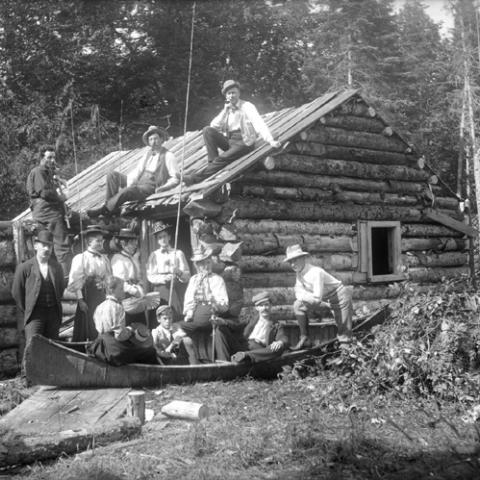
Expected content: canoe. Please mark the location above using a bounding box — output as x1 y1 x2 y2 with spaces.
25 307 389 388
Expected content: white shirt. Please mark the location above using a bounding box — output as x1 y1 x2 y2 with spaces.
127 147 179 189
67 249 111 300
111 251 144 297
295 263 341 304
93 295 126 334
210 100 275 146
248 317 273 346
146 247 191 285
183 272 229 316
152 325 174 351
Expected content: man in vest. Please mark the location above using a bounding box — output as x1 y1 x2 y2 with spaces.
11 230 65 350
184 80 281 184
87 126 179 218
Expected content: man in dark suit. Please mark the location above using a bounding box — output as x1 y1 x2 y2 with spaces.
230 291 288 363
11 230 65 349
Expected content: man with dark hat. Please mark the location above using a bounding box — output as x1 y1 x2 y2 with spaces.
67 225 112 341
230 291 288 364
284 244 353 350
146 221 190 322
185 80 281 185
87 126 179 218
12 230 65 351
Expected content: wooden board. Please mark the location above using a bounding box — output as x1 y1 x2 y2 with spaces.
424 208 478 238
0 387 140 466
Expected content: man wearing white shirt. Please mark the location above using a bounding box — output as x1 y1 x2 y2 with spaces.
285 244 353 350
87 126 179 218
184 80 281 184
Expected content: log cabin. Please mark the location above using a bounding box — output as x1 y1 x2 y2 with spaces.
6 88 474 373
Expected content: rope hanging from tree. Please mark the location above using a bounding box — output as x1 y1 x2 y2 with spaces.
168 1 196 307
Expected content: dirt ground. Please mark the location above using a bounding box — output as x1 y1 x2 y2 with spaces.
1 375 479 480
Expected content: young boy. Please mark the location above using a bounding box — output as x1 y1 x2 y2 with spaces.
151 305 179 363
93 276 126 335
231 291 288 364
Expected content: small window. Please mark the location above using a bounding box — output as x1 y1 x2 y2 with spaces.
358 221 404 282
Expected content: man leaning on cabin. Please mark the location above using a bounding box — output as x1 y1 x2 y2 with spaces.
183 79 281 185
26 145 72 277
87 126 180 218
11 230 65 355
285 244 353 350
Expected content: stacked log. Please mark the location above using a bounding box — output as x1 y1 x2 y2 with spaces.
0 222 20 377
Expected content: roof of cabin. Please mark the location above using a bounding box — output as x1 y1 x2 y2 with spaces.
13 88 417 222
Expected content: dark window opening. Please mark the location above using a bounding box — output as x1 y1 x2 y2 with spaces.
371 227 394 276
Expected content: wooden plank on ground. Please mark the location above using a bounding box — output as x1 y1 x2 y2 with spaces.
424 208 478 238
0 387 141 466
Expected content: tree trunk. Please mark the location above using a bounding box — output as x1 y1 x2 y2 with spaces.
273 153 428 182
300 126 408 153
290 141 416 166
228 197 423 222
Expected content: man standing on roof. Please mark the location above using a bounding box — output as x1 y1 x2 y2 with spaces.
87 126 180 218
184 80 281 184
26 146 72 277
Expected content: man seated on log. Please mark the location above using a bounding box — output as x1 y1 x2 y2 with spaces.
174 247 229 364
183 79 281 185
93 276 126 335
212 247 246 361
67 225 112 342
26 145 81 277
285 244 353 350
146 221 191 323
230 291 288 364
111 228 145 325
11 230 65 355
87 126 179 218
88 322 158 366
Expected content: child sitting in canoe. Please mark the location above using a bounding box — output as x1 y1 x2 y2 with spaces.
93 276 126 335
151 305 182 364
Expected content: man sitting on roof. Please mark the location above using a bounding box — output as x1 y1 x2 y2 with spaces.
183 80 281 185
87 126 179 218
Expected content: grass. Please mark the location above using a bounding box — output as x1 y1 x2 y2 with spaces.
2 375 480 479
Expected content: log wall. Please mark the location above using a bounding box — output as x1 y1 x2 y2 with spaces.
0 222 20 377
223 99 467 322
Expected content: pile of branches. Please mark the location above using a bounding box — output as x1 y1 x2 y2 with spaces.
286 279 480 401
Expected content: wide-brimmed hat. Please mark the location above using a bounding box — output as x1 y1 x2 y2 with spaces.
81 225 108 237
191 247 213 263
219 242 243 264
123 292 161 314
252 291 271 306
116 228 137 240
34 230 54 246
221 79 240 95
129 322 154 348
156 304 172 317
152 221 171 235
142 125 169 145
283 244 309 263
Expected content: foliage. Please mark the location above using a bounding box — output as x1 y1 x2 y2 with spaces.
285 279 480 402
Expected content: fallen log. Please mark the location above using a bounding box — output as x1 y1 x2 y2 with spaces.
229 197 423 222
291 142 416 166
238 233 357 255
274 154 428 182
300 126 408 153
319 114 387 133
241 170 438 195
161 400 209 420
233 219 355 236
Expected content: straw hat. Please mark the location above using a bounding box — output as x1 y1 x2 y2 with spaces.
221 79 240 95
252 291 271 306
116 228 137 240
152 221 171 235
142 125 169 145
129 322 153 347
190 247 213 263
122 292 161 314
283 244 309 263
81 225 108 237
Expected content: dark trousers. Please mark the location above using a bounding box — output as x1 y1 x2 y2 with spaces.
214 325 248 361
72 280 105 342
24 305 62 348
201 127 255 178
244 339 285 363
105 171 154 212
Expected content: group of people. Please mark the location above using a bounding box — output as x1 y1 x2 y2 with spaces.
13 78 354 368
